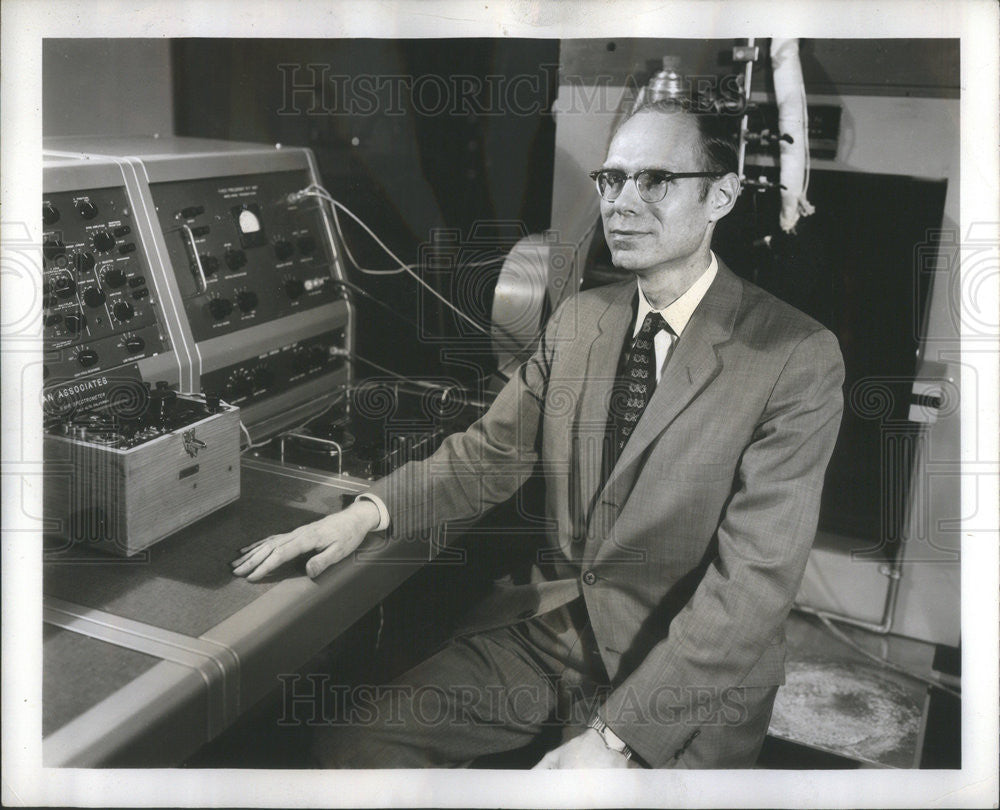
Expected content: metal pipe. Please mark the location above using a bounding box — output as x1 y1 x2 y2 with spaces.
736 37 756 183
794 563 901 635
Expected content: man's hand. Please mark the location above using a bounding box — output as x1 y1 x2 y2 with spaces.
532 728 633 769
230 499 381 582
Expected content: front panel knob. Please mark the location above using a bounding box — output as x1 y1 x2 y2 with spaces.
93 230 116 253
208 297 234 320
113 301 135 321
291 348 310 373
53 276 77 298
103 267 127 288
297 236 317 256
273 240 294 261
76 200 99 220
83 287 107 308
74 252 96 273
284 278 305 299
255 367 275 390
43 204 60 226
225 249 247 271
229 370 253 399
124 335 146 353
236 290 258 312
77 348 99 368
199 254 220 276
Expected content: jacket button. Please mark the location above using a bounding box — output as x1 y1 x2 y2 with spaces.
582 570 597 585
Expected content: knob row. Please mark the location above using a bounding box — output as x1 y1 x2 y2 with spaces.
44 233 135 262
68 334 146 370
194 238 316 277
43 201 126 225
206 280 309 321
45 270 146 302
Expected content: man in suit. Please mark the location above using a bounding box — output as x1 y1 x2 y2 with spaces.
232 100 845 768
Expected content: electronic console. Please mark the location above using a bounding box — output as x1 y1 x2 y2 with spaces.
43 137 353 554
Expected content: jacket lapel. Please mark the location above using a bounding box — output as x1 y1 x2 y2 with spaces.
572 281 635 534
590 263 743 535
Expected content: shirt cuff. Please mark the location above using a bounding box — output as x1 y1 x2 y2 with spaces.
354 493 390 532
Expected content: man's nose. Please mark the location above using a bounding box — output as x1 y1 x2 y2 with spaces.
611 176 643 213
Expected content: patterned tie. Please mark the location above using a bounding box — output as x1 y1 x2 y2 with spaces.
606 311 673 472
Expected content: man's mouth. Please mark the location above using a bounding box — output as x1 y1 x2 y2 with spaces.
610 229 648 236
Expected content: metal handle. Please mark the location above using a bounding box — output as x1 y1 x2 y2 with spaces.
178 223 209 294
280 431 343 475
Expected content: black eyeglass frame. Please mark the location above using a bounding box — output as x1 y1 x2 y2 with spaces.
588 168 726 203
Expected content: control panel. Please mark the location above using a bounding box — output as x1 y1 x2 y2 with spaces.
149 170 339 341
201 328 346 407
43 135 353 439
42 186 167 383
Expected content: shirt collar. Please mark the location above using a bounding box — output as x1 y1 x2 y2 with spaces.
634 252 719 338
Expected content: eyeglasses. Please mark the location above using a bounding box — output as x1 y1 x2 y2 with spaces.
589 168 725 203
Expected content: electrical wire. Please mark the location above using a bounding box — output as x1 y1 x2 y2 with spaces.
290 182 597 386
813 611 961 700
294 184 494 337
239 419 271 452
338 348 444 390
285 387 351 434
332 278 438 342
333 277 511 386
374 603 385 651
333 348 493 412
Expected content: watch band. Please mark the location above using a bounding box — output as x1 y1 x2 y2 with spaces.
588 716 633 760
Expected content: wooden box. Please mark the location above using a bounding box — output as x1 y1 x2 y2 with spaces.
44 405 241 556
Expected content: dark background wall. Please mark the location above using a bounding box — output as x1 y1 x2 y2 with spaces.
172 39 560 386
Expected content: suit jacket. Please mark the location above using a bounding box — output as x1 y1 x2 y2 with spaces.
367 260 845 767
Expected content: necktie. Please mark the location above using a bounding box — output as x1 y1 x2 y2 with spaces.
606 311 672 472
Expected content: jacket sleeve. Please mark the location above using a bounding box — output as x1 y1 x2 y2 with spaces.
597 327 845 767
364 298 567 539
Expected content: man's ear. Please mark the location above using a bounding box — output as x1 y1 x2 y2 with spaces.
707 172 741 222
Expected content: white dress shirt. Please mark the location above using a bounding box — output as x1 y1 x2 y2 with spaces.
358 253 719 532
633 252 718 382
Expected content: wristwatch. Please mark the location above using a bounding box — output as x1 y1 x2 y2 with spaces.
588 715 633 760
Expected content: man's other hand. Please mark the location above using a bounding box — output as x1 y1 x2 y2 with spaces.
230 499 381 582
532 728 633 769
